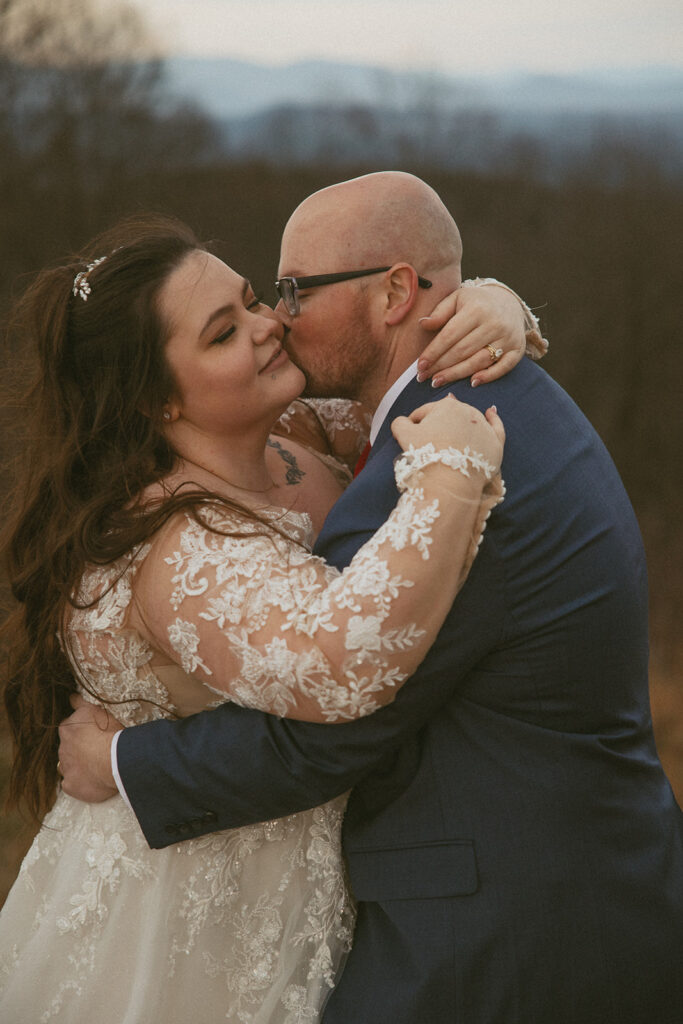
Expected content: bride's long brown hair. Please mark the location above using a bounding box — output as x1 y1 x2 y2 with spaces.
1 214 259 819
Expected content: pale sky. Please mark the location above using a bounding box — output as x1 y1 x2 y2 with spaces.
133 0 683 74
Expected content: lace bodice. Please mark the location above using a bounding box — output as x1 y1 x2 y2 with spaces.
65 445 502 728
64 509 318 727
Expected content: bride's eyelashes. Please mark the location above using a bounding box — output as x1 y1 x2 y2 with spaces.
210 326 235 345
209 295 265 345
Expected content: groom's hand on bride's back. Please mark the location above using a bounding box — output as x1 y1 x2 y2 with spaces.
58 695 120 802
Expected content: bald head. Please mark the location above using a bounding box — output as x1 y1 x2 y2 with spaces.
280 171 462 279
278 173 463 409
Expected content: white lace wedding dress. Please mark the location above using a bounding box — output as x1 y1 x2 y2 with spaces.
0 407 502 1024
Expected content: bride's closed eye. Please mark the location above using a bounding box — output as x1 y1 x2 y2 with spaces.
210 325 235 345
210 295 265 344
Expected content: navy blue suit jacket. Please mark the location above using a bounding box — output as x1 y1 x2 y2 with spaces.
119 360 683 1023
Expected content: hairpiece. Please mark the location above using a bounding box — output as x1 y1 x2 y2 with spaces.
72 255 108 302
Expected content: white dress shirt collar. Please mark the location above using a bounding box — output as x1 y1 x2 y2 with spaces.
369 360 419 446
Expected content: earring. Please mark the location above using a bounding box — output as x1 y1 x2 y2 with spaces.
163 411 171 421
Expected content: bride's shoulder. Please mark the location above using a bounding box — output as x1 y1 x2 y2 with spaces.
273 398 370 471
266 435 347 537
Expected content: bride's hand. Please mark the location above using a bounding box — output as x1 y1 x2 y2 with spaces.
417 283 527 388
391 395 505 471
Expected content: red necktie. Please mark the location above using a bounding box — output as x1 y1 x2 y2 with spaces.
354 441 372 477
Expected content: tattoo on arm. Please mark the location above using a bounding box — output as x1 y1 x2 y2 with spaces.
267 438 306 485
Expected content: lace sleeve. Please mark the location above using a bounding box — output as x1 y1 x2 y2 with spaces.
273 398 370 473
132 452 503 724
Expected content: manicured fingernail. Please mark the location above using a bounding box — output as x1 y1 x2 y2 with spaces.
416 372 427 383
431 376 443 388
471 377 480 388
418 317 431 324
489 405 497 413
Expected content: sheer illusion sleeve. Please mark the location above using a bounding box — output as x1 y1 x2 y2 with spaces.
131 447 504 724
272 398 371 474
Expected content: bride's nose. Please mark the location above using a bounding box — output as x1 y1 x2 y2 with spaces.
253 310 284 344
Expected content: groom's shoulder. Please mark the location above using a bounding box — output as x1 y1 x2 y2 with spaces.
446 359 588 432
384 360 597 467
443 361 619 498
447 356 558 404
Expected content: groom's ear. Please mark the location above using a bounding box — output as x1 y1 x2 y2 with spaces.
383 264 421 326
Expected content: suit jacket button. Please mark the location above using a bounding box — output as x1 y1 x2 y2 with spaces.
190 818 204 832
202 810 218 824
178 822 193 835
165 823 180 836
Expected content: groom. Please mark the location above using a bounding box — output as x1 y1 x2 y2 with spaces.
60 173 683 1022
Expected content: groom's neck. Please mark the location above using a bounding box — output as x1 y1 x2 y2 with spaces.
354 331 423 415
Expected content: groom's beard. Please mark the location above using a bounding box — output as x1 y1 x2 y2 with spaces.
281 305 379 402
281 331 313 395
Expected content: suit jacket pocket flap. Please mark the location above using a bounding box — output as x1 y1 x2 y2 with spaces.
347 840 478 901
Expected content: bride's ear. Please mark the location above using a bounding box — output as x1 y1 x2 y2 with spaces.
161 404 179 423
137 397 179 423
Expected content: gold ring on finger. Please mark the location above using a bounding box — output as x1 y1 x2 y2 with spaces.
487 344 503 364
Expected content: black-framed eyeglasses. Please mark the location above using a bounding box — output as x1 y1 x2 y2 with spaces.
275 266 432 317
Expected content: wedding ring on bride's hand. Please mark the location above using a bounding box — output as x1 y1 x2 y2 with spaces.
487 344 503 364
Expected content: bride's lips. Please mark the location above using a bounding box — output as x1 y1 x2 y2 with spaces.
259 345 289 374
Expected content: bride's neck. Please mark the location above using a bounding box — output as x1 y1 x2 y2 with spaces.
170 422 276 495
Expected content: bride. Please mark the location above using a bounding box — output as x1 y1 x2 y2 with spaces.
0 214 521 1022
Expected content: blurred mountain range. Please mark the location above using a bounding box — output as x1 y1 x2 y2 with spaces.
166 58 683 180
166 58 683 118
